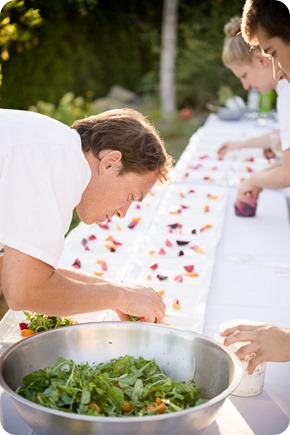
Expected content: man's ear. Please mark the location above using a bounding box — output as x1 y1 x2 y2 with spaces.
99 150 122 173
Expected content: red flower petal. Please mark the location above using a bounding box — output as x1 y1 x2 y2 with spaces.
99 223 110 230
156 274 168 281
101 262 108 271
72 259 81 269
19 322 28 331
112 239 122 246
174 275 183 283
176 240 189 246
184 265 194 273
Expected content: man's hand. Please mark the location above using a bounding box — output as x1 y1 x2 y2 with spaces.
115 284 166 324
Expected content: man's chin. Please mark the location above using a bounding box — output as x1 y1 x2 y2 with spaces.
94 217 108 224
80 217 103 225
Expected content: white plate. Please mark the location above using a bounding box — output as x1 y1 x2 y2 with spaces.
156 197 226 217
175 158 231 174
0 309 108 348
173 168 229 185
232 161 270 174
140 233 217 258
148 212 225 240
158 185 229 213
59 249 133 281
62 221 144 256
123 255 214 287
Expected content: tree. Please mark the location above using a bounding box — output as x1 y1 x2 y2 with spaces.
160 0 178 118
0 0 42 89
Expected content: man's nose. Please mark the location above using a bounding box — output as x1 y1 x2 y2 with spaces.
114 203 131 219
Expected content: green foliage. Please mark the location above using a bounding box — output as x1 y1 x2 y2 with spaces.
217 85 234 105
28 91 95 125
0 0 161 108
0 0 43 86
0 0 245 111
175 0 245 110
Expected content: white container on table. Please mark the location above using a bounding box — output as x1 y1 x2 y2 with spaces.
219 319 266 397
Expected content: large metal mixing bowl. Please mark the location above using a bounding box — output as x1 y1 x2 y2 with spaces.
0 322 242 435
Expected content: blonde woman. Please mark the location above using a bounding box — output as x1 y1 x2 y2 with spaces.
218 16 281 158
218 16 290 205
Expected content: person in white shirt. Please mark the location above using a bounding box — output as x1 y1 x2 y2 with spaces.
221 2 290 370
0 107 173 323
217 16 290 210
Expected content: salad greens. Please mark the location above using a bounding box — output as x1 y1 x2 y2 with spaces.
20 311 75 333
16 355 207 416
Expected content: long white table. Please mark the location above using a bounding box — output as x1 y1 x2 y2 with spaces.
202 187 290 435
1 114 290 434
200 114 290 434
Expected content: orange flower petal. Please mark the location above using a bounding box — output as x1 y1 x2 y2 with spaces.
94 272 104 276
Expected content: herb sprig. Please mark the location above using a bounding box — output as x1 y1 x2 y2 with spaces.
20 311 75 333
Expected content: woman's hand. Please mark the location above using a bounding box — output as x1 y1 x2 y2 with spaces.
217 141 242 157
220 323 290 373
237 179 262 205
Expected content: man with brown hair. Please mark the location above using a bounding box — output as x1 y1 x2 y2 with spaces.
242 0 290 82
0 108 173 323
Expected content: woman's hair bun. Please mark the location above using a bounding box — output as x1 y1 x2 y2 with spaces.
224 16 242 38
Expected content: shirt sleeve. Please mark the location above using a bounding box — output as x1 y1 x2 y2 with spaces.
277 80 290 152
0 140 91 268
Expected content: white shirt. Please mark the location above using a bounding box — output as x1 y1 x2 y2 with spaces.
0 109 91 268
276 79 290 151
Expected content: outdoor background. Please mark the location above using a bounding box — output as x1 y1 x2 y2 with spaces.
0 0 245 229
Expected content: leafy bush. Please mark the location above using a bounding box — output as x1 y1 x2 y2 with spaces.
1 0 246 112
28 92 95 125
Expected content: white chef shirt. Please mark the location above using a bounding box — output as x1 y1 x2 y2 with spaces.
0 109 91 268
276 79 290 151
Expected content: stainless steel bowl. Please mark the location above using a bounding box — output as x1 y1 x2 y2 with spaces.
0 322 242 435
216 106 246 121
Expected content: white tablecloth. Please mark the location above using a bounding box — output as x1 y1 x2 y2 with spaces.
202 187 290 435
1 114 290 435
200 114 290 435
